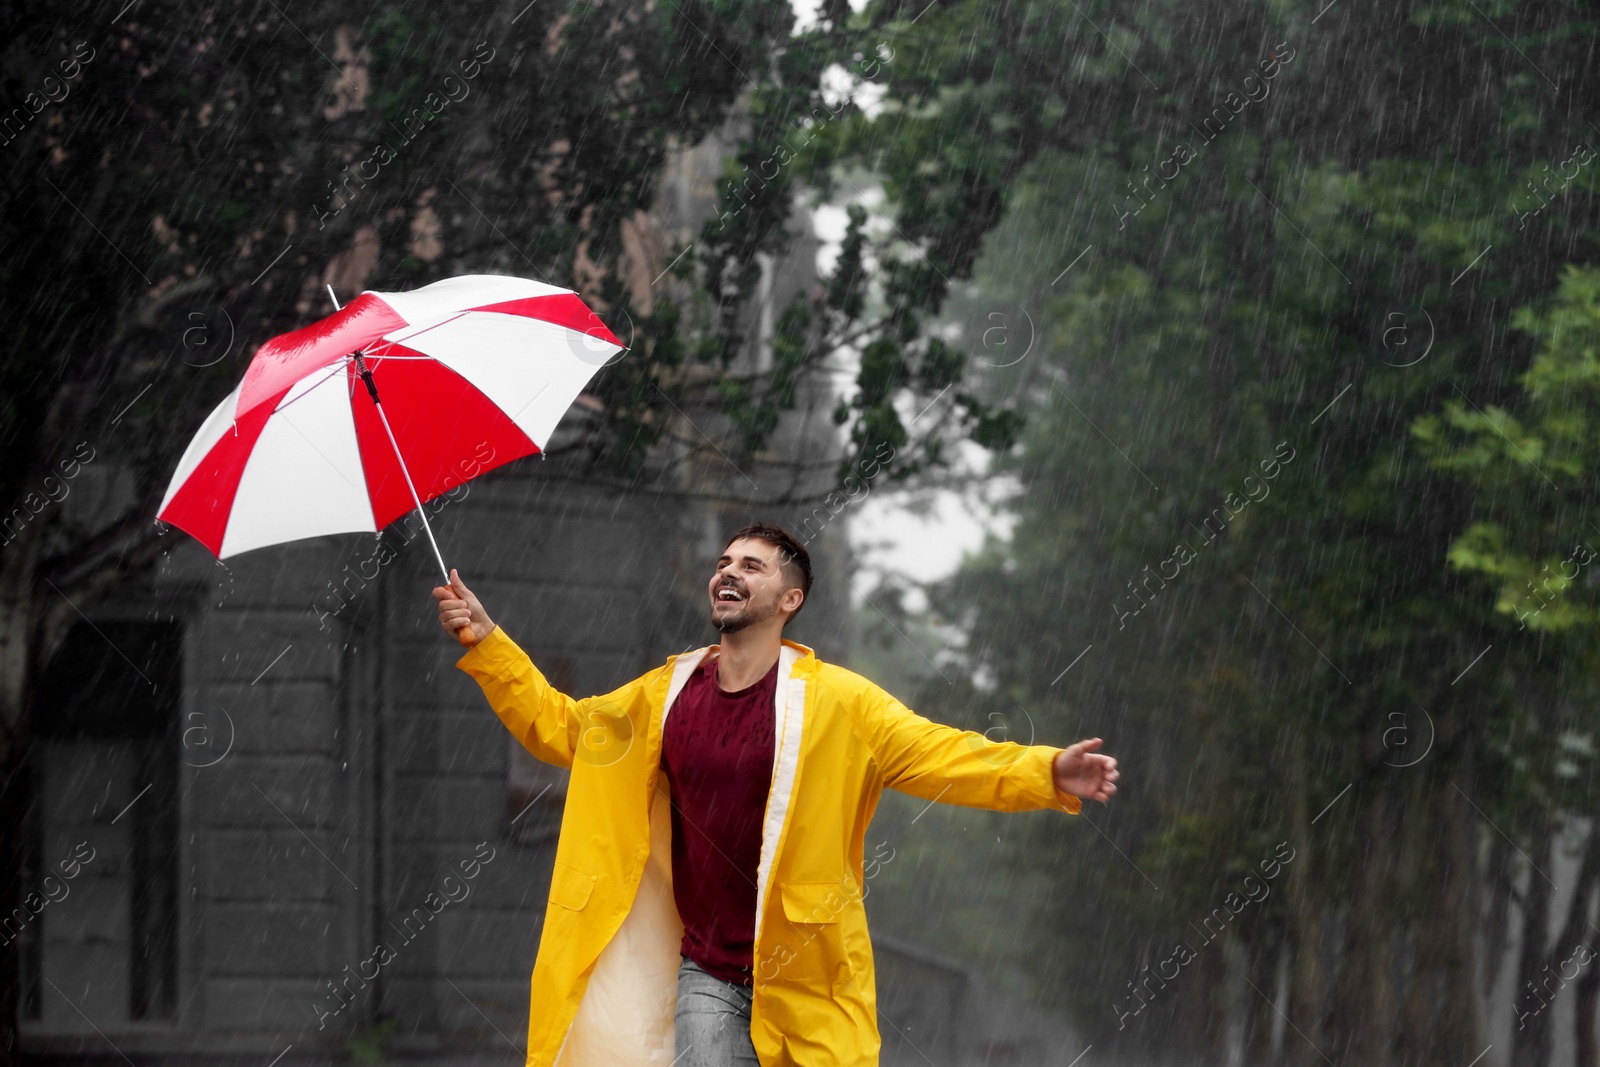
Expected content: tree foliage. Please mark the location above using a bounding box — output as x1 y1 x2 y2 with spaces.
780 0 1600 1061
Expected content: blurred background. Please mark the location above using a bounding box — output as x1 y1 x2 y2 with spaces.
2 0 1598 1064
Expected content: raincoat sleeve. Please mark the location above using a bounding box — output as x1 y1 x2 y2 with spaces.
455 625 582 769
849 680 1082 815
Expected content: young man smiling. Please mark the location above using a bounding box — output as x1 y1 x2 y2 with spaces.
434 523 1118 1067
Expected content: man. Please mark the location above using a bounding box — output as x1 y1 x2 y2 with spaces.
434 523 1118 1066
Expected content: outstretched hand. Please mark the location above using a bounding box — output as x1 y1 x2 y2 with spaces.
1053 738 1119 804
432 568 496 648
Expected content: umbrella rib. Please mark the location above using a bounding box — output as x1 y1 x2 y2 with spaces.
508 382 551 423
271 362 350 414
367 311 470 364
256 360 368 500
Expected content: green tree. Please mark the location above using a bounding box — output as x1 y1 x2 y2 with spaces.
768 0 1600 1062
1415 264 1600 1067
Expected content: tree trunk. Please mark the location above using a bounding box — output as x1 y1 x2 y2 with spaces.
1577 935 1599 1067
1552 824 1600 1067
1241 933 1279 1066
1285 727 1329 1067
1167 922 1229 1062
1402 763 1488 1067
1510 824 1557 1067
1484 835 1514 998
1329 785 1395 1066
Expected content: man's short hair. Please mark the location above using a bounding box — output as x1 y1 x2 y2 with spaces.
724 523 812 621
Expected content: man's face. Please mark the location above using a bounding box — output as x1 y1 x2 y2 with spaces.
709 538 797 633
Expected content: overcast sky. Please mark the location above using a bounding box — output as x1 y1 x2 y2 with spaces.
782 0 1016 600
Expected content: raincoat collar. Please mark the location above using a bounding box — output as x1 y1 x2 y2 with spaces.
661 638 813 723
657 636 813 939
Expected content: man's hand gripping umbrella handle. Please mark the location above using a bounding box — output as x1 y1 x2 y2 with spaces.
434 568 497 648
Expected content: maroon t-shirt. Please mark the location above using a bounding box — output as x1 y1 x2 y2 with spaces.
659 653 778 986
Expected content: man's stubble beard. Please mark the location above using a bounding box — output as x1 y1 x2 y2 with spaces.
712 592 779 634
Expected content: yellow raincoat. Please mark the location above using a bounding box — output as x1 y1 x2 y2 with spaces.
456 625 1081 1066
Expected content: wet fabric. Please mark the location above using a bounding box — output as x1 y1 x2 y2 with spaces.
660 654 778 986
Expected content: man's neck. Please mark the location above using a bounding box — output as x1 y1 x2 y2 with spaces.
714 626 783 692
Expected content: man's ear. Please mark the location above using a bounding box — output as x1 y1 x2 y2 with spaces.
781 586 805 618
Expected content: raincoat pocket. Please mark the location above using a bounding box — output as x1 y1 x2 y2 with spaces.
779 881 850 925
767 882 855 987
549 860 597 911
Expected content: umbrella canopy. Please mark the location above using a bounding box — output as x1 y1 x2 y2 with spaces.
158 274 623 570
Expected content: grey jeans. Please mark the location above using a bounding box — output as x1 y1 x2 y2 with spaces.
675 955 760 1066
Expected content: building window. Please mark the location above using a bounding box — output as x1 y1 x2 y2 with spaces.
28 621 181 1025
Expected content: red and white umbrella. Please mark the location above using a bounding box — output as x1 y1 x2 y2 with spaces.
158 274 623 579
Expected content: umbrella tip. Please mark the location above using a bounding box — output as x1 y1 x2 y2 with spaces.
326 283 342 311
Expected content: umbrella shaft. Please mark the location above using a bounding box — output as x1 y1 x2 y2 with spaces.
371 398 450 583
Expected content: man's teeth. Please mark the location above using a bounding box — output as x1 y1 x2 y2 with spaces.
717 588 744 601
